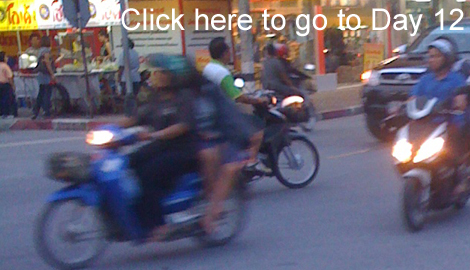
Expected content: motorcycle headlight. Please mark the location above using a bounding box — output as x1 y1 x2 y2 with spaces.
361 70 380 86
234 78 245 88
281 96 304 107
392 139 413 163
86 130 114 146
413 137 445 163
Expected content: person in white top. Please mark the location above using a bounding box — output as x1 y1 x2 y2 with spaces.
0 51 15 118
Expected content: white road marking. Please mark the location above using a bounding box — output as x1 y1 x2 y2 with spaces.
0 137 83 149
327 148 371 160
336 83 363 90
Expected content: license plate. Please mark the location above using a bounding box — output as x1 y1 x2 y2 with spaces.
387 101 402 114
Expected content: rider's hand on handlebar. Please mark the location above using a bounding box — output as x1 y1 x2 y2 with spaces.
257 96 270 105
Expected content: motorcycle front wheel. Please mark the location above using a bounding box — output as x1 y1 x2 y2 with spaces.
300 103 318 132
274 135 320 189
196 175 248 247
34 200 108 270
403 178 429 232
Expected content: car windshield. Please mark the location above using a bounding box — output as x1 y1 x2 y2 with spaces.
407 25 470 54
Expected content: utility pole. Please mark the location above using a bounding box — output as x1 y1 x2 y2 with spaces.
75 0 94 118
301 0 315 67
120 0 134 116
238 0 255 93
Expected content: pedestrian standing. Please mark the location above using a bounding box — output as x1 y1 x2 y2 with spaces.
0 51 15 118
117 38 141 97
25 33 41 58
32 36 55 120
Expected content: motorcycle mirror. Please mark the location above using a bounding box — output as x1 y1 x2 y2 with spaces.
304 64 316 71
234 78 245 88
392 44 407 55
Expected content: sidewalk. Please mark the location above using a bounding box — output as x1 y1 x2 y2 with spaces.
312 83 363 120
0 83 363 131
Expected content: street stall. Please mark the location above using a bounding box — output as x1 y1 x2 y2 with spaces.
3 0 122 114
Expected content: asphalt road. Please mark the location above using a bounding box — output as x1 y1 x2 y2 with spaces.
2 115 470 270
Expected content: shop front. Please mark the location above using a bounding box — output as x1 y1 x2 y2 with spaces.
1 0 121 113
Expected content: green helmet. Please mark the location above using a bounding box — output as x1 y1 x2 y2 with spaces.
144 53 194 82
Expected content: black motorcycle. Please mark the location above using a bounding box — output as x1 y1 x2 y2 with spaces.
244 88 320 189
392 97 470 231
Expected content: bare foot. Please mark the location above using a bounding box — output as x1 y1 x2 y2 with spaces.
201 203 224 235
201 214 215 235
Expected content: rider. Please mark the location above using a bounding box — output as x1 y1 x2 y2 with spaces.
409 38 468 192
262 43 299 98
192 73 252 233
121 54 197 241
202 37 270 173
410 38 466 103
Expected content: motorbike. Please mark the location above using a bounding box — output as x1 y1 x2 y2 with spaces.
34 125 248 270
235 77 320 189
392 97 470 232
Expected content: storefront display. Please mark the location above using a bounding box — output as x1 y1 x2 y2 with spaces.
111 0 184 61
2 0 122 114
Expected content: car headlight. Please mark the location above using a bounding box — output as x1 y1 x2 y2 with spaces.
413 137 445 163
361 70 380 86
86 130 114 146
392 139 413 163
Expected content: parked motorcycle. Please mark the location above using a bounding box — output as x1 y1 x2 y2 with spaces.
235 80 320 189
34 125 248 270
392 97 470 232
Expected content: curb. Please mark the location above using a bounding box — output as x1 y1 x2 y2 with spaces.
3 118 119 132
317 106 363 121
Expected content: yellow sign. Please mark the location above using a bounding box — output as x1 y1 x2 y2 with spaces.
0 0 38 31
363 43 384 71
0 0 121 32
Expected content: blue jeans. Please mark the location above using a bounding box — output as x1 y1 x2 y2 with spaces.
34 84 52 116
0 83 12 116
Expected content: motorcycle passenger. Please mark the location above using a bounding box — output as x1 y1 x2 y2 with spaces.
202 37 270 173
120 54 197 241
275 43 310 84
192 74 252 233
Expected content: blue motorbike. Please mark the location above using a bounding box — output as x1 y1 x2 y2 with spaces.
34 125 248 270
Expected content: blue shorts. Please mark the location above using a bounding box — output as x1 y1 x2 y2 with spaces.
198 140 250 165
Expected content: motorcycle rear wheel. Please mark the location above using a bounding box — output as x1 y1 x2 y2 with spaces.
195 176 247 247
34 200 108 270
403 178 428 232
274 136 320 189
